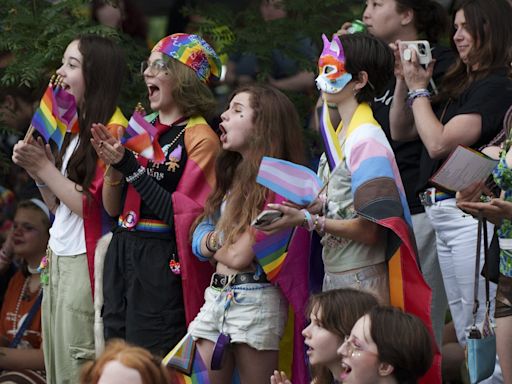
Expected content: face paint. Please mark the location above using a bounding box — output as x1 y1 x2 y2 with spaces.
315 34 352 94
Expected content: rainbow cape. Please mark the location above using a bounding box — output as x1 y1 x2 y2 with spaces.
83 107 128 295
324 102 440 383
30 84 78 149
121 111 165 163
253 194 310 384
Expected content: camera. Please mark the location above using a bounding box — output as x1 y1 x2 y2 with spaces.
400 40 432 65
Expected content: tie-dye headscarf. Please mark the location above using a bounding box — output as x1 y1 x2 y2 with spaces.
152 33 222 84
315 34 352 94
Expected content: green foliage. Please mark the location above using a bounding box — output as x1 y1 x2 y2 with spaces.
0 0 147 117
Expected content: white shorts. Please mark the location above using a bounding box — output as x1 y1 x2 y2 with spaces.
188 283 287 351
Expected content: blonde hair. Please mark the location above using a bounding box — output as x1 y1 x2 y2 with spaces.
80 340 169 384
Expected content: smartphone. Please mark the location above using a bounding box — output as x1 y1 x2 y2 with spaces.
400 40 432 65
251 209 283 227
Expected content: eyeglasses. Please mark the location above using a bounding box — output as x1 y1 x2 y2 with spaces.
340 336 378 358
140 59 169 76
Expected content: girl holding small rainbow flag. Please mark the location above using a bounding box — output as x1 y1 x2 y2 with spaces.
12 35 128 384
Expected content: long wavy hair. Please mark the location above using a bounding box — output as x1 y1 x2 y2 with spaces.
437 0 512 102
55 35 125 198
199 84 305 245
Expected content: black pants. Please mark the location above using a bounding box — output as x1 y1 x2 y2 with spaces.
103 229 186 356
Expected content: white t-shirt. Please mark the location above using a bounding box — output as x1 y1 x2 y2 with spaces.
48 135 86 256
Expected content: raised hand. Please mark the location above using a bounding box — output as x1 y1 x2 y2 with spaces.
270 370 292 384
91 123 125 165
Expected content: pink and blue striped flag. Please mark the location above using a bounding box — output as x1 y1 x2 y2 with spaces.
256 157 322 205
319 101 343 171
122 111 165 163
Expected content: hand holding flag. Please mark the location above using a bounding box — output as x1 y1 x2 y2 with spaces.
121 110 165 163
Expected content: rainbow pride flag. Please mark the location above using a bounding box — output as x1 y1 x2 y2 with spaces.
30 86 58 144
253 227 293 280
30 84 79 149
163 333 209 384
319 100 343 171
256 157 322 205
121 111 165 163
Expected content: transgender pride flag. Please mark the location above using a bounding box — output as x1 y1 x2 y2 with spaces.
256 157 323 205
122 111 165 163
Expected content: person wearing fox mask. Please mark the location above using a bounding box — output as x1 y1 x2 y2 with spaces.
261 33 440 382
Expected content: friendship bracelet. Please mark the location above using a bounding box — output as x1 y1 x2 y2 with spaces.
406 88 431 108
315 215 326 236
301 209 315 231
125 166 145 183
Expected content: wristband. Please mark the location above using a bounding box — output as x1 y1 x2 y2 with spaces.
406 88 431 108
35 181 48 188
301 209 315 231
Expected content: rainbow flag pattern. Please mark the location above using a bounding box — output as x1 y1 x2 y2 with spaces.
319 100 343 171
30 84 78 149
121 111 165 163
324 102 440 384
256 157 322 205
253 227 293 280
163 333 209 384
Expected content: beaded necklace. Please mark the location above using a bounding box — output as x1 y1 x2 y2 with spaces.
11 277 30 334
11 276 42 336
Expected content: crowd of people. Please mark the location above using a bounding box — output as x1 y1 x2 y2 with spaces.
1 0 512 383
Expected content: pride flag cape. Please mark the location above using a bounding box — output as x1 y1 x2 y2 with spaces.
253 194 310 384
325 102 440 383
83 107 128 295
30 84 78 149
122 111 165 163
256 157 322 206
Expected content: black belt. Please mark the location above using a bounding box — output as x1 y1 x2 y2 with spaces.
211 272 269 289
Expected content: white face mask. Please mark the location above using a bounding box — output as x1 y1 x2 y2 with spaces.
315 34 353 94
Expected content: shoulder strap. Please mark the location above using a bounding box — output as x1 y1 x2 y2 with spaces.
472 214 490 327
9 291 43 348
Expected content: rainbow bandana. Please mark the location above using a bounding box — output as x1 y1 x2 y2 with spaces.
152 33 221 84
315 34 352 94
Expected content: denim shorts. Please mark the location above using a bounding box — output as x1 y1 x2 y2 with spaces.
188 283 287 351
323 262 390 304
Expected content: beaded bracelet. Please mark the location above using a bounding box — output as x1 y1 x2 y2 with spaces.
406 88 431 108
315 215 326 236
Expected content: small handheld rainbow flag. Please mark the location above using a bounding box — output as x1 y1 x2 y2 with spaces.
253 228 293 281
256 157 323 205
162 333 209 384
28 75 79 149
121 111 165 163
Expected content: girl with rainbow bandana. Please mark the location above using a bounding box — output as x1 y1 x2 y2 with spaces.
90 33 220 357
